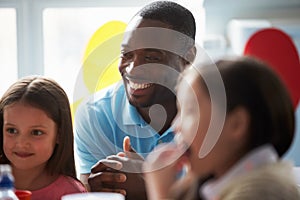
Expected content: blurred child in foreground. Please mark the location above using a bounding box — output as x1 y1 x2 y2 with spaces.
144 57 300 199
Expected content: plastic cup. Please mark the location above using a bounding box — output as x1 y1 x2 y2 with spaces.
61 192 125 200
15 190 32 200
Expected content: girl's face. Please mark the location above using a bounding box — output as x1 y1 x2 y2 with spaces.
2 102 58 171
175 72 241 177
175 73 213 176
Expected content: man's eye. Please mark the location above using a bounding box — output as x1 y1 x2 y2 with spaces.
6 128 17 134
32 130 44 136
121 52 133 60
145 56 161 62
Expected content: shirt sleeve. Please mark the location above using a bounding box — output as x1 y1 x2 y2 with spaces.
74 98 118 174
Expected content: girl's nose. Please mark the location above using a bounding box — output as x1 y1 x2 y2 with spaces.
15 134 30 148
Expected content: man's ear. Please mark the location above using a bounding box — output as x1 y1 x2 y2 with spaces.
183 46 197 66
226 107 250 141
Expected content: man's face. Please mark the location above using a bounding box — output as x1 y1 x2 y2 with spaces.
118 18 187 108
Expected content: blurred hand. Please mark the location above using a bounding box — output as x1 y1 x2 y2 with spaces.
88 136 147 200
143 143 189 200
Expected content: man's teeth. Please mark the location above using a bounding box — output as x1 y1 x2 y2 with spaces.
129 81 152 90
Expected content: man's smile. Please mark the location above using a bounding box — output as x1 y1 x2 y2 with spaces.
128 80 153 90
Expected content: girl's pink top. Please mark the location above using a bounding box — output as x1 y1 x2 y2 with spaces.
30 175 87 200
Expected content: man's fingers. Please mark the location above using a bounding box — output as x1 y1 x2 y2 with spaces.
91 159 123 173
117 152 126 157
123 136 134 152
123 136 144 160
88 172 127 196
89 171 127 183
106 155 143 173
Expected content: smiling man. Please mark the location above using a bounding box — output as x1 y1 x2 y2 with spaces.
74 1 196 199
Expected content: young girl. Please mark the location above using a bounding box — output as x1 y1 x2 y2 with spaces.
0 76 87 200
144 57 300 199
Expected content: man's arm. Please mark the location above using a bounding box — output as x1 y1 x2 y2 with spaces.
74 95 121 181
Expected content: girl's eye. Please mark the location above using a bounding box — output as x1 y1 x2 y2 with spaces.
6 128 17 134
31 130 44 136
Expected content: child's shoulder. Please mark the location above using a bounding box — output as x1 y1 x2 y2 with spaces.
55 175 87 193
31 175 87 200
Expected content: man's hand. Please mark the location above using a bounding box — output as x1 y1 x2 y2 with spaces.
88 159 127 195
88 137 147 200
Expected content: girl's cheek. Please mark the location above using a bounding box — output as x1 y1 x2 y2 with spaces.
3 138 13 148
182 122 198 145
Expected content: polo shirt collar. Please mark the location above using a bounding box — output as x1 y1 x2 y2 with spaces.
201 145 278 200
122 96 147 126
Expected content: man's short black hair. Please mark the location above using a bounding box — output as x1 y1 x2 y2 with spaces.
137 1 196 41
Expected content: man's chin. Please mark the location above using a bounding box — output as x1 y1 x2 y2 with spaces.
128 98 152 108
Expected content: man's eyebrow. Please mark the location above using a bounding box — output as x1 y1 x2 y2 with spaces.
144 48 168 56
144 48 163 53
120 47 166 54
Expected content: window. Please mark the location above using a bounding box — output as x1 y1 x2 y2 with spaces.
0 8 17 96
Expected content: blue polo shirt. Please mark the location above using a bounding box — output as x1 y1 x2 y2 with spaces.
74 81 175 174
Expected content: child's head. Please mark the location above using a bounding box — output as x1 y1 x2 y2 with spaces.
175 57 295 177
0 76 76 178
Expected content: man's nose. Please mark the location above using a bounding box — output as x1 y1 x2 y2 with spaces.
119 54 141 74
125 62 135 75
125 56 145 76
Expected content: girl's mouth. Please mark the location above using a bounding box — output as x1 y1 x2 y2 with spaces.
14 152 34 158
